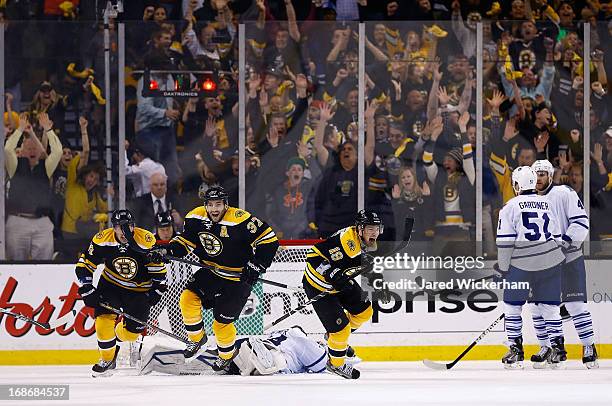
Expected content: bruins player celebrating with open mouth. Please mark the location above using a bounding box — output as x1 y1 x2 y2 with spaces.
150 186 279 372
303 210 385 379
75 210 167 377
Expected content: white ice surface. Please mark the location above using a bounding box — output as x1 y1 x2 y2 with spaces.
1 361 611 406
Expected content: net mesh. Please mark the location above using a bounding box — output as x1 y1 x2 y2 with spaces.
147 244 325 340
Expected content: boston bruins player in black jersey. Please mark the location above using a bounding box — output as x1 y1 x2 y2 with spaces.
75 209 167 377
150 186 279 372
303 210 385 379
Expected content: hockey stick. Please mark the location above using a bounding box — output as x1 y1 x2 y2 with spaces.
264 217 415 331
422 313 505 370
99 302 189 345
164 255 305 293
0 308 77 331
119 224 304 293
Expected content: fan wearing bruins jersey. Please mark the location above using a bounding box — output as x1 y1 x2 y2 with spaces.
303 210 384 379
75 209 167 377
150 186 279 372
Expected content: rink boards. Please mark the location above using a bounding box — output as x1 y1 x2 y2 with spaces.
1 262 612 365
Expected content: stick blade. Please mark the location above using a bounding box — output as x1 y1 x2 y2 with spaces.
48 309 77 329
422 359 450 370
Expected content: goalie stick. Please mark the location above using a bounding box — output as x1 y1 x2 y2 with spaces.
422 313 505 370
119 224 303 293
264 217 415 331
99 302 189 345
0 308 77 331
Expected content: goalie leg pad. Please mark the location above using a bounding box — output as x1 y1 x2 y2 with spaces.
180 289 205 343
233 338 287 376
139 344 217 376
95 314 118 362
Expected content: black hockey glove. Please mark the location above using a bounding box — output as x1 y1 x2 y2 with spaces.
325 268 353 291
148 247 170 264
146 283 167 307
241 261 266 287
366 272 392 304
78 284 100 308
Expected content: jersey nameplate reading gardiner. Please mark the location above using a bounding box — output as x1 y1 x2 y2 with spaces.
112 257 138 279
198 232 223 256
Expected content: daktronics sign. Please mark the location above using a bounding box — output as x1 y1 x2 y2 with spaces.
0 265 95 349
0 276 94 338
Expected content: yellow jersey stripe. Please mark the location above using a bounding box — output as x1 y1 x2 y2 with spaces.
256 236 279 245
76 263 95 274
311 246 329 261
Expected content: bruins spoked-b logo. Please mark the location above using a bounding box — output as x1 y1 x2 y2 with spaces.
198 232 223 256
112 257 138 279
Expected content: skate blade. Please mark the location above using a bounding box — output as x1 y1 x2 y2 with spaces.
503 361 524 370
550 361 566 370
531 361 548 369
91 370 117 378
584 360 599 369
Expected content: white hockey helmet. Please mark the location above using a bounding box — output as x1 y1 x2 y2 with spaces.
531 159 554 177
512 166 537 194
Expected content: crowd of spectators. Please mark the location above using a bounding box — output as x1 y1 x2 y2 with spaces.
2 0 612 261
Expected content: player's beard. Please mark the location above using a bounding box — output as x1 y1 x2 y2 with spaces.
208 208 226 222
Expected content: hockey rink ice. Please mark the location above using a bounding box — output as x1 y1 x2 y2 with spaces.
1 361 611 406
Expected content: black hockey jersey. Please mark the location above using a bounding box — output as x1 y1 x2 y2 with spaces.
75 228 166 292
170 206 279 282
304 226 366 293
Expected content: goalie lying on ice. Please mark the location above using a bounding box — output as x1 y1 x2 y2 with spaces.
139 326 356 376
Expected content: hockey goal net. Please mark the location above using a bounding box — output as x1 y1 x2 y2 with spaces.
147 241 326 340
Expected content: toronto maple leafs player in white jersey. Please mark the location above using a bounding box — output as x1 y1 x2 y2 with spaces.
139 326 332 376
496 166 566 369
529 160 597 369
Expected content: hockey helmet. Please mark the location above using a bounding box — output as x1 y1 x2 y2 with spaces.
111 209 135 227
155 210 173 227
355 209 384 233
512 166 537 194
531 159 554 177
202 186 229 205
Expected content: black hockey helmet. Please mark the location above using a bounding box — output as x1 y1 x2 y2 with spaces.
355 209 383 233
155 210 173 227
111 209 135 227
202 185 229 205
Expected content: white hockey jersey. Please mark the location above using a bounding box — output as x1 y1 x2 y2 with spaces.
542 185 589 263
496 191 565 272
264 327 327 374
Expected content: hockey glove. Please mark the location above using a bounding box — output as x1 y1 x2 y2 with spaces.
241 261 266 287
78 284 100 308
325 268 353 291
146 283 167 307
366 272 392 304
148 247 170 264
